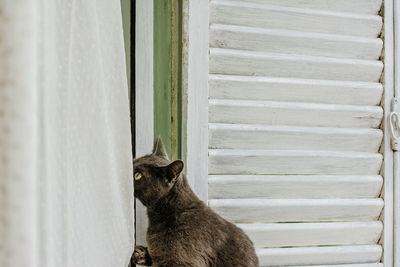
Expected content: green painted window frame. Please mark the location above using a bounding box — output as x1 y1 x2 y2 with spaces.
154 0 183 160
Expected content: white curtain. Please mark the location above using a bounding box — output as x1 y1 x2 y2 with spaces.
0 1 134 267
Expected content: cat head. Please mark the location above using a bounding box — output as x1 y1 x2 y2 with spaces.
133 136 184 207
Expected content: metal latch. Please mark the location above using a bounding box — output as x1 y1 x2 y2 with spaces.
389 98 400 151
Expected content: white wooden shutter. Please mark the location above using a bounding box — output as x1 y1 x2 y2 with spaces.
207 0 386 266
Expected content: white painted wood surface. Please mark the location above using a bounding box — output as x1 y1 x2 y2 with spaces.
209 123 383 152
292 264 382 267
210 0 382 37
238 221 382 247
209 198 383 222
211 24 382 60
294 264 382 267
209 150 382 175
293 264 383 267
393 0 400 266
208 175 383 199
393 153 400 267
382 0 395 265
210 48 383 82
238 0 382 14
181 0 209 202
209 75 383 105
209 100 383 129
135 0 153 246
207 0 386 265
256 245 382 266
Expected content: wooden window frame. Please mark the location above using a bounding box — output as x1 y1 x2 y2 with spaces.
181 0 209 202
134 0 399 265
393 0 400 265
134 0 153 246
384 0 396 266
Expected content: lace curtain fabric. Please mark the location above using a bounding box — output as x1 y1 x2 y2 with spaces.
0 1 134 266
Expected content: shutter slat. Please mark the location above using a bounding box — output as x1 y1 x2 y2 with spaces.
209 75 383 106
211 24 382 59
238 0 382 14
210 48 383 82
209 123 383 152
256 245 382 266
293 264 383 267
238 222 382 247
209 150 382 175
210 0 382 37
208 175 383 199
209 100 383 129
209 199 384 222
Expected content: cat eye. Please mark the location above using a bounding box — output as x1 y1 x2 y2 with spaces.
134 172 143 181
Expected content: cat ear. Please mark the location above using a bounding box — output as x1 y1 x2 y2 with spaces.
164 160 184 183
153 136 169 160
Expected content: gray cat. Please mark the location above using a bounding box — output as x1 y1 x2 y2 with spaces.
131 137 259 267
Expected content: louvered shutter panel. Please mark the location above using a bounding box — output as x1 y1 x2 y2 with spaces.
207 0 385 266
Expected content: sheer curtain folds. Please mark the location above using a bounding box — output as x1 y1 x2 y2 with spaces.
0 1 134 267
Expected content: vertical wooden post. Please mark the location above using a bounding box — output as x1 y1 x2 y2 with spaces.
135 0 154 246
393 0 400 265
153 0 182 160
181 0 209 202
382 0 395 266
120 0 134 263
